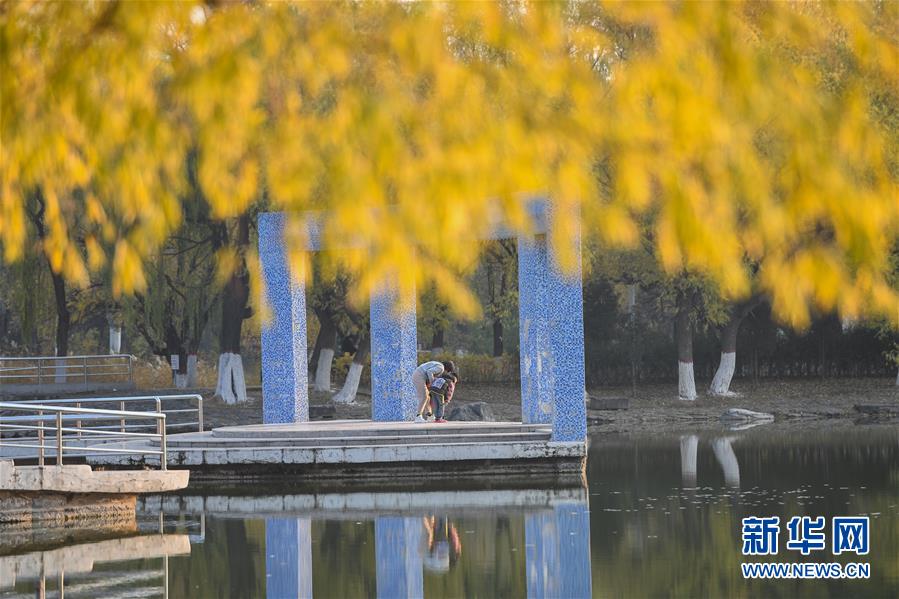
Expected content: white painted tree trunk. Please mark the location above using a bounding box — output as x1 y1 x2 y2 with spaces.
314 348 334 392
333 362 363 404
709 351 737 396
54 359 66 384
216 352 248 404
108 325 122 354
173 372 188 388
186 354 198 387
680 434 698 487
678 361 696 401
712 437 740 488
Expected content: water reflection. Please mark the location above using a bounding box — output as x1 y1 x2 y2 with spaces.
266 518 313 599
258 488 592 599
680 434 741 489
422 516 461 574
711 437 740 489
588 428 899 598
3 428 896 598
525 503 591 598
374 516 423 598
0 533 189 599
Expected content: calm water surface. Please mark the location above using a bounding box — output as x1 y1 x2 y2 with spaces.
2 427 897 598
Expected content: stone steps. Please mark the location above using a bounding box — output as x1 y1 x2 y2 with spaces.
164 430 550 449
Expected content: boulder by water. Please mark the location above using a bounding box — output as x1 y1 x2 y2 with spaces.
446 402 496 422
720 408 774 423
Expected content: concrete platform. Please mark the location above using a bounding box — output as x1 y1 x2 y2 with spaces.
0 462 189 494
88 420 586 483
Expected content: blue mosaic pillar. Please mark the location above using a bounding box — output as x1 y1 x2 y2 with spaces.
259 212 309 424
517 234 553 425
265 518 313 599
370 283 418 421
545 224 586 443
525 503 592 598
375 516 424 599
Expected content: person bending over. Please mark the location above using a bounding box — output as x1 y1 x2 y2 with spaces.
413 360 456 421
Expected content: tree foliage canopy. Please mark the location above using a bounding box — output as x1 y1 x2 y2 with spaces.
2 1 897 327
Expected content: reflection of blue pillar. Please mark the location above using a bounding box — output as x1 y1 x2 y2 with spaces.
525 511 561 597
518 235 553 424
259 212 309 424
526 503 592 599
545 221 586 443
370 284 418 421
265 518 313 599
375 516 423 599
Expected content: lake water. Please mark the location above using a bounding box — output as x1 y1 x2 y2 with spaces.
2 427 897 598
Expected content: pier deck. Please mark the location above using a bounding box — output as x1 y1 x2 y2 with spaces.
88 420 586 483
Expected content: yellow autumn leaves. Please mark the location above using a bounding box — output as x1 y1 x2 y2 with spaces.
1 1 897 327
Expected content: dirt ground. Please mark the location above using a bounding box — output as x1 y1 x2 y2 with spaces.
195 377 899 435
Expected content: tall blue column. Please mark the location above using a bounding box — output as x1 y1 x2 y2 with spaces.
545 223 586 443
259 212 309 424
265 518 313 599
370 283 418 421
375 516 424 599
518 234 553 425
518 229 586 440
526 502 592 598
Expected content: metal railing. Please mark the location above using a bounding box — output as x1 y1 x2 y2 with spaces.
0 401 168 469
10 394 204 434
0 354 134 394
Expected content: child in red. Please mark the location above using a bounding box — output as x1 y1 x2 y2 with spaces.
427 372 457 423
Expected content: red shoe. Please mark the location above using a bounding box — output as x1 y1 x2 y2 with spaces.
435 418 447 423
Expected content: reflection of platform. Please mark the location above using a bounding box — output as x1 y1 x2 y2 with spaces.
0 533 189 589
89 420 585 482
140 486 588 519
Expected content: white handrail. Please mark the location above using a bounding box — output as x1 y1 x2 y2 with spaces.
12 394 204 433
0 354 134 394
0 400 168 470
0 354 135 361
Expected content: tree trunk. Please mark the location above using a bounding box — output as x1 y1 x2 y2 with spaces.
50 270 70 382
215 215 251 404
709 319 740 397
627 284 638 397
108 324 122 354
710 298 763 396
492 318 504 357
28 191 71 361
675 291 696 401
170 349 188 388
163 318 189 388
430 326 445 352
333 333 370 404
313 313 338 392
186 354 198 387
